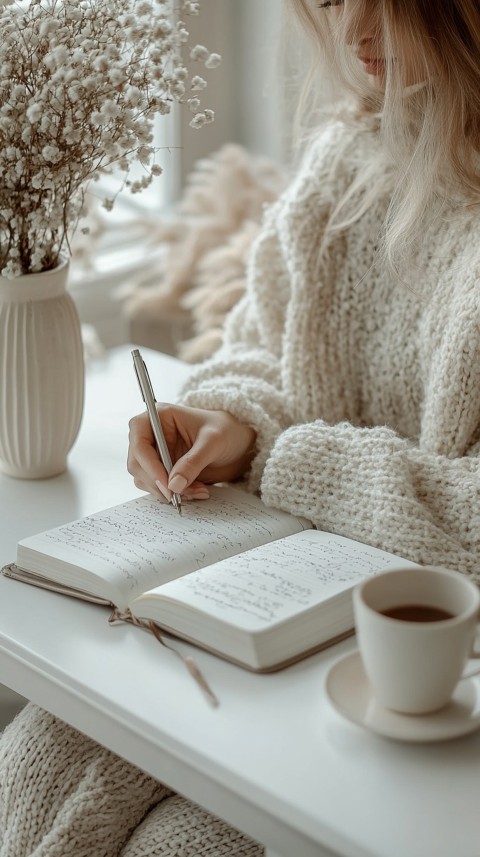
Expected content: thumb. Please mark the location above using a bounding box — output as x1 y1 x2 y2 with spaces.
167 428 221 492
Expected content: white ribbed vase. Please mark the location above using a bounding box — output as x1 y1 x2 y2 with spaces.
0 258 84 479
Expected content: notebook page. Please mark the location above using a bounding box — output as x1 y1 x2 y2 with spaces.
139 529 414 631
17 486 309 607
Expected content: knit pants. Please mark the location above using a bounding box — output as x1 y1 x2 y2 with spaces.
0 703 263 857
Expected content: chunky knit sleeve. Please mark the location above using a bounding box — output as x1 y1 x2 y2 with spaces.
260 287 480 577
260 420 480 579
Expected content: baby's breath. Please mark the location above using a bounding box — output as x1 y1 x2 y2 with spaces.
0 0 221 277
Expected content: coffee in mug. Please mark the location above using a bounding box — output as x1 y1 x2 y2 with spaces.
380 605 454 622
353 567 480 714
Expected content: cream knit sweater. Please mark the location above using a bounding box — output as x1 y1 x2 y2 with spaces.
0 705 262 856
181 120 480 577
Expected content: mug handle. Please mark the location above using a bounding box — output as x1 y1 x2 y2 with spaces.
461 625 480 680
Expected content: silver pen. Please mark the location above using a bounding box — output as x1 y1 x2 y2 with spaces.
132 348 182 515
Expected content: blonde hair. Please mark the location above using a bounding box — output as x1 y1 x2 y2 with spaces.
289 0 480 273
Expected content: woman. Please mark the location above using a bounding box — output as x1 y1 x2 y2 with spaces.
1 2 479 855
130 0 479 576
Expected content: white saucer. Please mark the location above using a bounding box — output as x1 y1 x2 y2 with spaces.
325 650 480 743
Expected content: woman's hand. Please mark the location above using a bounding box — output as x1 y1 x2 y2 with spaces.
127 403 257 502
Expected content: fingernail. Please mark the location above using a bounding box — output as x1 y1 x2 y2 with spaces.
155 480 171 501
184 490 210 501
168 475 187 493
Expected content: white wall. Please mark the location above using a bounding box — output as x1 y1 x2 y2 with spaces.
230 0 286 162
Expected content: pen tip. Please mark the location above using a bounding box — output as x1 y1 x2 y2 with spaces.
171 493 182 514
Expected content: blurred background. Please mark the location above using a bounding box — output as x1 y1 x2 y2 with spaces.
70 0 306 361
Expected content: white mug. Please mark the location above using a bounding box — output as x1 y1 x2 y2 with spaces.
353 567 480 714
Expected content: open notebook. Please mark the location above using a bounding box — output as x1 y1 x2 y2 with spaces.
3 485 415 672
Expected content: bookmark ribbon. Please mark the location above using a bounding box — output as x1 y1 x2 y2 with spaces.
108 608 219 707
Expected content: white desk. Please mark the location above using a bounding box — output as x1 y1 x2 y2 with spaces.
1 346 480 857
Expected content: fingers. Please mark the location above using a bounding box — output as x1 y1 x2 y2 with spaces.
155 479 171 502
183 482 211 500
127 411 210 502
127 412 166 492
156 479 210 502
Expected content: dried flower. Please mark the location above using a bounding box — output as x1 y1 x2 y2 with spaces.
205 53 222 69
0 0 221 277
